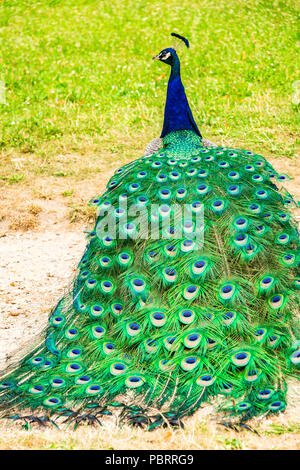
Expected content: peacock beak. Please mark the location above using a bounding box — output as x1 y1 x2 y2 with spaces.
152 54 160 60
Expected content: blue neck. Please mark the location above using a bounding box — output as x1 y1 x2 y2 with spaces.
160 55 202 139
170 56 181 80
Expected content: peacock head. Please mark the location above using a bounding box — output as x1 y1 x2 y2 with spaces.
152 48 177 66
152 33 189 67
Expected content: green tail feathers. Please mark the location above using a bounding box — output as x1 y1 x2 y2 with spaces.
0 130 299 428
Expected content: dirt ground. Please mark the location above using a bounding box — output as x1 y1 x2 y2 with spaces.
0 156 299 365
0 156 299 449
0 230 85 368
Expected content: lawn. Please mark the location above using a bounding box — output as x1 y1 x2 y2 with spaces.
0 0 299 450
0 0 299 192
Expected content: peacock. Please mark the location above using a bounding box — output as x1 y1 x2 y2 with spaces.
0 33 299 430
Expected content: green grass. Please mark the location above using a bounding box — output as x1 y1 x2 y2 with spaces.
263 422 300 435
0 0 299 165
